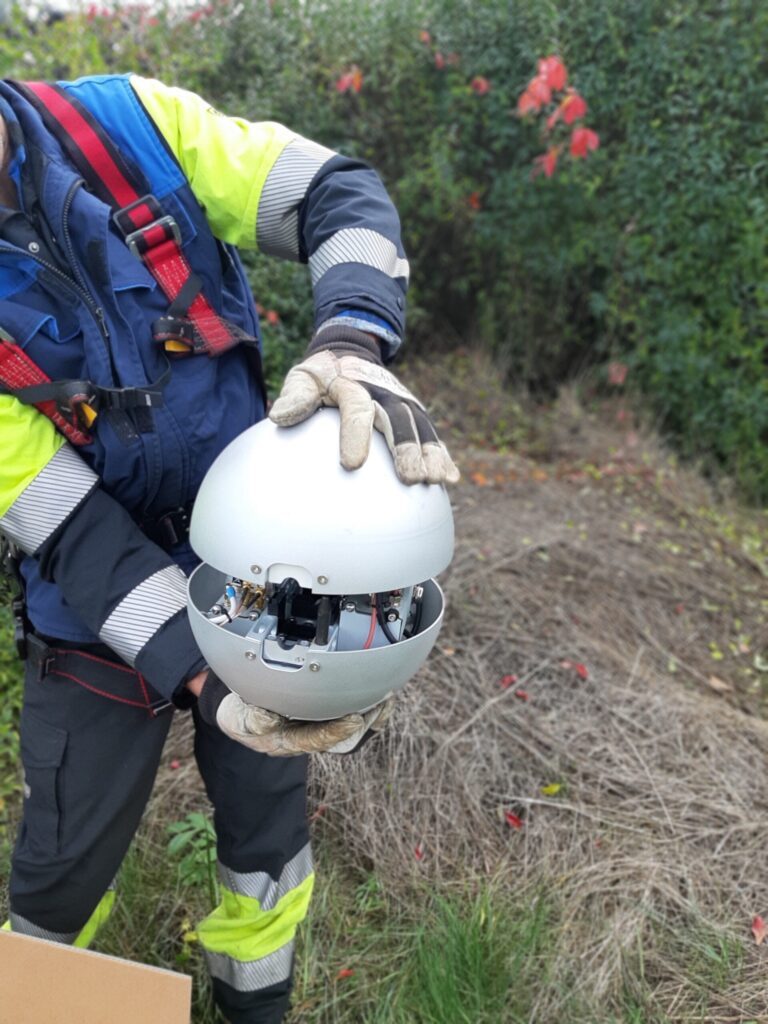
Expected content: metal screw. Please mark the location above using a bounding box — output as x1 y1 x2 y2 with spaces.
387 612 398 623
344 601 356 613
317 575 329 585
309 662 321 672
28 241 40 254
250 564 262 574
245 651 257 661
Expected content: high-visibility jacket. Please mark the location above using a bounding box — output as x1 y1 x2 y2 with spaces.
0 74 409 701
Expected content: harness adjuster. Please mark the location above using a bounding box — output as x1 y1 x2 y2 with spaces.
124 214 182 259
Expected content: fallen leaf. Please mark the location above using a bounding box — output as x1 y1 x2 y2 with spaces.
336 968 355 980
414 842 425 861
504 810 524 829
499 673 518 689
707 675 733 694
309 804 328 822
470 470 490 486
170 759 181 770
574 663 589 680
442 646 456 657
514 689 529 701
541 783 562 796
752 915 766 945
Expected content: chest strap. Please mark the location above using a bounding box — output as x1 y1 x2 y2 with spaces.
0 330 168 443
0 332 92 445
13 80 265 400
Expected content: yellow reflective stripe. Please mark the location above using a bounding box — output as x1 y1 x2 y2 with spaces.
197 873 314 962
0 395 65 517
73 888 116 949
130 75 296 249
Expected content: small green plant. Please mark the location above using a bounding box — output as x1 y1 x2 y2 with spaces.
167 811 219 909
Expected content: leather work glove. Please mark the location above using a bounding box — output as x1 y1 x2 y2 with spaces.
198 672 394 756
269 325 460 486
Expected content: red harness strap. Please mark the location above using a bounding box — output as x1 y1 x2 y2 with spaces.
15 80 256 361
0 334 91 446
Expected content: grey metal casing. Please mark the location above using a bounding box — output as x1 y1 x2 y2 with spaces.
188 408 454 594
188 564 445 720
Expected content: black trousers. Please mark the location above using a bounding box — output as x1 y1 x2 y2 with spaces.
9 649 312 1024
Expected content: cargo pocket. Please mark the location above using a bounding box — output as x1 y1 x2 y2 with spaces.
19 713 68 858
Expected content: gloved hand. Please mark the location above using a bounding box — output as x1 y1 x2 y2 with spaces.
269 325 460 486
197 671 394 756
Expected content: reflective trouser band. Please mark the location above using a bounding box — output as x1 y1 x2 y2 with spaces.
6 888 115 948
197 872 314 993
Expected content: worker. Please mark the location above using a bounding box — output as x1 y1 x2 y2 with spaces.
0 74 458 1023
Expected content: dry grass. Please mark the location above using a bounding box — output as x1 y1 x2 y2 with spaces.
302 357 768 1021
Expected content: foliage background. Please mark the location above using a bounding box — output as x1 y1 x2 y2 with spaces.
1 0 765 498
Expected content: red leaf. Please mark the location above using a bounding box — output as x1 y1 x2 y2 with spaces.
562 90 588 124
533 147 559 178
607 361 628 386
752 915 767 945
414 842 425 861
467 191 481 211
570 127 600 159
527 76 552 107
265 309 280 326
504 810 524 829
538 55 568 91
335 66 363 94
517 90 539 116
336 968 355 980
499 673 518 689
674 602 685 615
335 72 353 94
470 76 491 96
170 759 181 770
419 29 431 44
574 662 589 680
434 51 446 70
514 690 530 701
309 804 328 822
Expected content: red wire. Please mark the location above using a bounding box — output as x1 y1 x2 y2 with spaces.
363 595 378 649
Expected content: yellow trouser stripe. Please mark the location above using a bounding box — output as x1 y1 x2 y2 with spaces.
197 873 314 962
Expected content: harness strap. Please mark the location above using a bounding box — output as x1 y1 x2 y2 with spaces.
0 334 92 445
26 634 172 716
14 81 265 382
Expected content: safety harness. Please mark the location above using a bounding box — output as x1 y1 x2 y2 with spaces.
0 80 265 444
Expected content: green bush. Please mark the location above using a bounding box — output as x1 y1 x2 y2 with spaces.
2 0 766 498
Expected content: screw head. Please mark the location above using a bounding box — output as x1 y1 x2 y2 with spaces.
317 575 329 585
309 662 321 672
250 564 262 574
245 651 257 661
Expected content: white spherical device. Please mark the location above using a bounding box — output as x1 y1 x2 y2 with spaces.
186 408 454 720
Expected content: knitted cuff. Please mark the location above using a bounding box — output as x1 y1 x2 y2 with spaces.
306 325 384 365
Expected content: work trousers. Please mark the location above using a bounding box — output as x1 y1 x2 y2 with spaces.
8 646 313 1024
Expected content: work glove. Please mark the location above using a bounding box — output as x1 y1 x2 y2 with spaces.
269 325 460 486
198 672 394 756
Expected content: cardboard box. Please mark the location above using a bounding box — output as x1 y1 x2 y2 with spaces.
0 929 191 1023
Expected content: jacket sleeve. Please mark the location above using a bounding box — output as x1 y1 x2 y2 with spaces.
0 396 204 702
129 75 407 358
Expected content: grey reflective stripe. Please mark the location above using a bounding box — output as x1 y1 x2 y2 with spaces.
257 137 335 260
99 565 188 665
309 227 410 286
218 842 313 910
0 445 97 554
10 912 78 944
204 940 294 993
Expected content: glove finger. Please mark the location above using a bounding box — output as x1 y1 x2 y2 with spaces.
368 388 428 484
364 696 396 732
422 441 461 485
269 368 324 426
328 377 375 470
283 713 365 754
406 404 459 485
